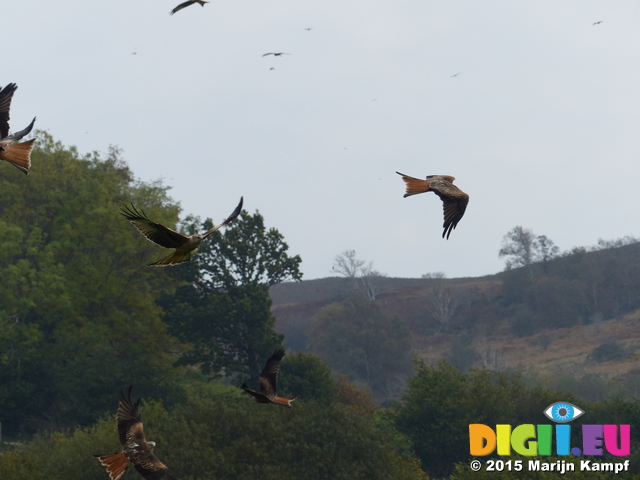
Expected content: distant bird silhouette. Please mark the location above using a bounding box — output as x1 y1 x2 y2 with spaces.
0 83 36 175
305 27 312 31
170 0 208 15
242 350 297 408
450 72 462 78
262 52 290 57
94 387 179 480
396 171 469 239
121 197 243 266
593 21 603 25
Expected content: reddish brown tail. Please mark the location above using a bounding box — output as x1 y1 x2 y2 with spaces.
0 139 35 175
273 396 297 408
396 171 431 198
94 451 130 480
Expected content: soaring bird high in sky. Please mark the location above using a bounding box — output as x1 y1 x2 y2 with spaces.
262 52 291 57
94 386 179 480
121 196 243 266
0 83 36 175
396 171 469 239
170 0 208 15
242 349 297 408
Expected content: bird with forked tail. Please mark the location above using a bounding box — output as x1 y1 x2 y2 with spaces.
242 349 297 408
94 386 179 480
396 171 469 239
121 196 243 266
0 83 36 175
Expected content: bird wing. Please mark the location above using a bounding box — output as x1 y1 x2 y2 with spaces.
117 387 180 480
258 349 285 400
0 83 17 139
262 53 274 56
132 452 180 480
117 386 146 448
4 117 36 142
170 0 195 15
121 204 189 249
201 196 243 238
430 183 469 239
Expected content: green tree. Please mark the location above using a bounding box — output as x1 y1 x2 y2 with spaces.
0 133 182 435
160 210 302 382
0 385 427 480
307 294 412 396
278 352 337 404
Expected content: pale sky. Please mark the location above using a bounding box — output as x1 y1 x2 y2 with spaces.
4 1 640 280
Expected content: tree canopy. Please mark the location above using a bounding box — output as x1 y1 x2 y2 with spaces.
0 133 183 434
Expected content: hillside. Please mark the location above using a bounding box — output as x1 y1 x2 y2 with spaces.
270 241 640 400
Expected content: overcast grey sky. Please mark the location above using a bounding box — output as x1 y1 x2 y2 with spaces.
4 1 640 280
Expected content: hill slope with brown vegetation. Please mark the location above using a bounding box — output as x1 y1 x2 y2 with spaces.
271 239 640 401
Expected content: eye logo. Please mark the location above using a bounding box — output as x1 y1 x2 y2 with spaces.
543 402 584 423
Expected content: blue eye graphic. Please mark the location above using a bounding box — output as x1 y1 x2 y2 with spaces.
543 402 584 423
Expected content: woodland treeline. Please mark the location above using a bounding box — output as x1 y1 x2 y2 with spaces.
1 134 640 479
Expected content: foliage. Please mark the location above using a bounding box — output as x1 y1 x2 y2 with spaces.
307 294 413 396
0 385 427 480
499 226 559 272
278 352 338 404
499 227 640 330
159 210 302 382
0 133 183 435
392 360 585 478
588 341 630 363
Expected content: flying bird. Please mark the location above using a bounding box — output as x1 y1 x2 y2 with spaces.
450 72 462 78
121 196 243 266
170 0 208 15
593 21 603 25
396 171 469 239
242 349 297 408
94 386 179 480
262 52 290 57
0 83 36 175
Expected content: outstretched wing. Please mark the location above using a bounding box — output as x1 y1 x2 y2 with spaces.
258 349 285 400
117 386 146 448
170 0 195 14
132 452 180 480
121 204 189 249
0 83 17 139
431 184 469 239
4 117 36 142
201 196 244 238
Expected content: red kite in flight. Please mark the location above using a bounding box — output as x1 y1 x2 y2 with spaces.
262 52 290 57
170 0 208 15
0 83 36 175
94 386 179 480
396 171 469 239
242 349 296 408
121 196 243 266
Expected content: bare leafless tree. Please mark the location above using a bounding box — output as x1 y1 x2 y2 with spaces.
332 250 385 300
425 275 459 333
475 335 507 371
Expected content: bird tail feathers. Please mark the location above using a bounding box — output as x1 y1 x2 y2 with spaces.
396 171 430 198
273 396 297 408
94 452 130 480
0 139 35 175
148 250 192 266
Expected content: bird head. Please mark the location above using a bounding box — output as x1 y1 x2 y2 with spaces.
146 441 157 449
